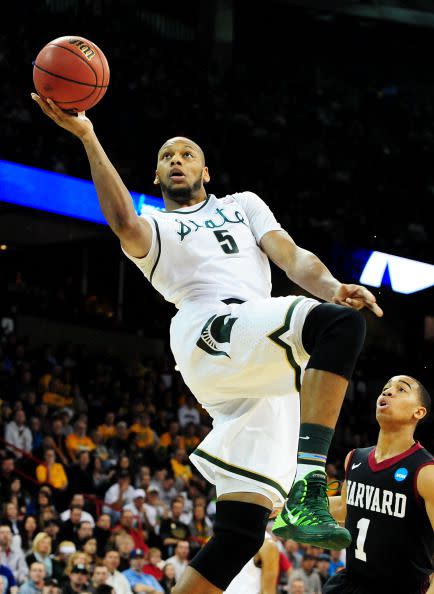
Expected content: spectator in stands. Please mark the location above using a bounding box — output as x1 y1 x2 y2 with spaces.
62 564 90 594
91 565 110 590
72 522 93 551
177 395 200 428
58 506 84 543
158 422 184 459
25 533 53 579
65 421 95 463
42 521 60 556
68 452 92 496
122 549 163 593
329 549 345 576
142 548 164 582
159 563 176 594
164 540 189 582
129 413 159 455
183 423 200 455
103 470 135 522
93 516 111 559
0 525 28 584
35 449 68 491
288 552 322 594
51 541 75 582
187 504 212 556
143 487 165 530
60 496 95 527
0 459 18 508
156 474 178 508
8 478 27 517
290 578 306 594
19 518 37 556
159 500 190 558
5 411 32 458
113 534 135 572
49 419 69 466
106 423 131 459
2 503 21 550
89 456 112 496
29 418 43 454
285 539 303 569
17 561 45 594
317 553 331 588
97 413 117 442
113 508 150 553
103 550 132 594
122 489 149 528
169 449 192 488
82 538 97 574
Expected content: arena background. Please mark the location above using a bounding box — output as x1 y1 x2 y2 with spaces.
0 1 433 592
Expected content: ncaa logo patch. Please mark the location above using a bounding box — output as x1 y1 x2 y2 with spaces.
394 467 408 482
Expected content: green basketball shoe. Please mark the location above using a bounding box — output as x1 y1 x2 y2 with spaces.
272 469 351 549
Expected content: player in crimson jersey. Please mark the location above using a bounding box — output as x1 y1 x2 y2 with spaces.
327 375 434 594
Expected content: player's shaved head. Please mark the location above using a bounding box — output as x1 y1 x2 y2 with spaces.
158 137 205 164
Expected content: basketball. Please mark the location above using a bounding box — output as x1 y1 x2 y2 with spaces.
33 36 109 112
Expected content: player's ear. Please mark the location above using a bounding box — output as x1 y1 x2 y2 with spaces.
153 172 160 185
414 405 427 422
203 166 210 184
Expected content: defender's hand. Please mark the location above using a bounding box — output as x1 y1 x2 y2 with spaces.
333 283 383 317
31 93 93 140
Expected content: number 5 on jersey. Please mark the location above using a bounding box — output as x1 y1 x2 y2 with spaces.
213 230 239 254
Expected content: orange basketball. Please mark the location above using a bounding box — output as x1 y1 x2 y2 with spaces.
33 36 110 112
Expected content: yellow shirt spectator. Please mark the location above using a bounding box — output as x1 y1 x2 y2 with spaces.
36 448 68 490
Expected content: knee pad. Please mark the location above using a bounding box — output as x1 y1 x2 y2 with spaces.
189 500 271 590
302 303 366 379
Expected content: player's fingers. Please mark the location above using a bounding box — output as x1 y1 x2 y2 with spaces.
45 98 67 119
365 301 384 318
344 298 364 310
30 93 58 119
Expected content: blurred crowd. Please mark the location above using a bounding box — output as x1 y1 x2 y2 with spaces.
0 329 362 593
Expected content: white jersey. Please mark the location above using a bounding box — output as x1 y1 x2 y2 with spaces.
122 192 283 309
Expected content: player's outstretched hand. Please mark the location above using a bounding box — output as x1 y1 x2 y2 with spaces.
333 283 383 317
31 93 93 140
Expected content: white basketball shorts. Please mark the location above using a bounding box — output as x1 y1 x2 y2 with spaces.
170 295 319 506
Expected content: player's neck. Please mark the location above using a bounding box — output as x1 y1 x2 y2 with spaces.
375 427 416 462
163 189 208 212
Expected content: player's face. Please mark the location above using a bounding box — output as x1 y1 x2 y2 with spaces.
376 375 426 425
155 138 210 203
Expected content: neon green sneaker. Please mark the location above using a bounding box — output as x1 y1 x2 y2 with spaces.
272 469 351 549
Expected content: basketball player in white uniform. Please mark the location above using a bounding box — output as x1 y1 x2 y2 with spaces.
32 94 383 594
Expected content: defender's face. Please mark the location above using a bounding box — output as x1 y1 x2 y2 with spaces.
155 138 209 197
376 375 425 424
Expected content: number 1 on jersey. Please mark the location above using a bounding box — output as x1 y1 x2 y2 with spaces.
355 517 370 562
213 230 239 254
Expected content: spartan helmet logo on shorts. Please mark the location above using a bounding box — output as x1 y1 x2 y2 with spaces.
196 314 238 357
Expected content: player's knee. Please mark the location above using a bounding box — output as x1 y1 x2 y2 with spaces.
303 303 366 379
189 500 270 590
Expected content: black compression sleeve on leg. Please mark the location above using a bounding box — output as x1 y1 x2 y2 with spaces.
189 500 271 590
302 303 366 380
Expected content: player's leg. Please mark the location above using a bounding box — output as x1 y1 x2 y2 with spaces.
273 303 366 548
171 491 272 594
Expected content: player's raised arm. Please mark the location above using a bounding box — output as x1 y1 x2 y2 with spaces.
328 451 351 524
260 230 383 317
30 94 152 258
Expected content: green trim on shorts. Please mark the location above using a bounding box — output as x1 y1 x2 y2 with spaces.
193 448 287 498
267 296 304 391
